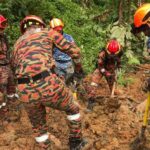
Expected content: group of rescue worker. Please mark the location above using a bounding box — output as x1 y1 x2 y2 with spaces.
0 3 150 150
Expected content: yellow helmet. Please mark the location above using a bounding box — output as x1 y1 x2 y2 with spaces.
49 18 64 28
134 3 150 28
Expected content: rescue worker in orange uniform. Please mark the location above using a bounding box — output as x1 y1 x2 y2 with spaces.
86 39 123 110
131 3 150 113
50 18 85 101
0 15 18 121
11 15 87 150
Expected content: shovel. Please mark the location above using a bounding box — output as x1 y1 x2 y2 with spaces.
130 92 150 150
110 81 116 98
110 70 118 98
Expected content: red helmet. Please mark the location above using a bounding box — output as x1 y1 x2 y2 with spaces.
106 39 121 55
0 15 7 29
20 15 46 34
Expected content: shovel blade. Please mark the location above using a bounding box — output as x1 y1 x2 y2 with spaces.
130 135 146 150
130 126 146 150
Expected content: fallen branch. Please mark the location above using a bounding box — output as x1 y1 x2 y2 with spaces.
95 95 139 104
134 65 150 71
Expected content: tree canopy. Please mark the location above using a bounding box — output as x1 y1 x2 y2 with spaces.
0 0 150 72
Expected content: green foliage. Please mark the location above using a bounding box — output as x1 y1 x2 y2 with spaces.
0 0 148 73
107 21 147 67
117 69 134 87
5 23 20 50
125 50 140 65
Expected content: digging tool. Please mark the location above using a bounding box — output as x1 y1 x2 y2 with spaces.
110 81 116 98
70 76 79 101
110 69 118 98
71 72 85 101
73 80 78 100
130 92 150 150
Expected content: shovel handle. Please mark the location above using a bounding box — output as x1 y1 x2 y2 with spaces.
110 81 116 98
140 126 146 138
110 71 118 98
143 92 150 126
73 92 77 100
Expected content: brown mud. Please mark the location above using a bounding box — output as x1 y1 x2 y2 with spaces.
0 64 150 150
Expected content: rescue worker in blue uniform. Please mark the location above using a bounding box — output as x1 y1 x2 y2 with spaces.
50 18 75 84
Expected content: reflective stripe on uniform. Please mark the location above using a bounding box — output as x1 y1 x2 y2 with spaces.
7 93 19 99
35 133 49 143
7 94 15 98
91 82 98 87
67 113 80 121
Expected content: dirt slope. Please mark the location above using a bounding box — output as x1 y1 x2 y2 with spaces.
0 64 149 150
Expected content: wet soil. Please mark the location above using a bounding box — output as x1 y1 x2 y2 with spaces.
0 64 150 150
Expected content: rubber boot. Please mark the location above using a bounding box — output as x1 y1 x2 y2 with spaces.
69 138 88 150
87 98 95 111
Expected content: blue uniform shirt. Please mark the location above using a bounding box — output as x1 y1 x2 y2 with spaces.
53 33 74 62
53 33 75 79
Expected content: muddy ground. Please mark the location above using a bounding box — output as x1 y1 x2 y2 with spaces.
0 64 150 150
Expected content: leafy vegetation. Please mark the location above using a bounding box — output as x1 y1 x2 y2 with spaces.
0 0 150 75
117 69 134 87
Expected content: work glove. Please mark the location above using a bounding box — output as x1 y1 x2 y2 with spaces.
100 68 112 78
0 101 7 109
105 71 112 77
